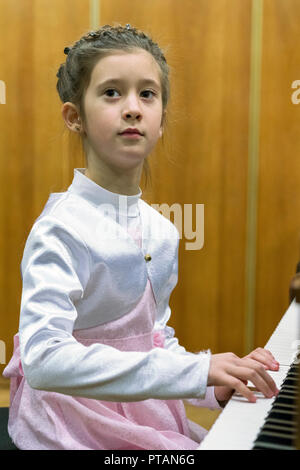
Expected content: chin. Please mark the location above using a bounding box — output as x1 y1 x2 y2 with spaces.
117 153 146 166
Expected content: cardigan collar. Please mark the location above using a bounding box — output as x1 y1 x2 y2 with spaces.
67 168 142 217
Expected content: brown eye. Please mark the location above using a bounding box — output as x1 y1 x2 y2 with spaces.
104 89 119 97
141 90 156 99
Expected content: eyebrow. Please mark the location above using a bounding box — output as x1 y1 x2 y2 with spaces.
96 78 161 91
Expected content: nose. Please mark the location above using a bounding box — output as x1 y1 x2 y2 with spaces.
122 92 142 121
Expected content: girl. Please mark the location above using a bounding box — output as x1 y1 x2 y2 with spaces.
3 24 279 450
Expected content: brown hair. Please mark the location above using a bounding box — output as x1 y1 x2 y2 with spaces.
56 24 170 190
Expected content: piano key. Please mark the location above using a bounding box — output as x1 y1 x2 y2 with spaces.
253 430 295 449
264 417 296 429
277 390 297 398
263 423 295 434
275 396 295 405
258 427 296 439
284 380 298 392
252 442 294 450
267 408 297 420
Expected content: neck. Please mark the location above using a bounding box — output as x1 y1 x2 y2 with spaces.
84 157 143 196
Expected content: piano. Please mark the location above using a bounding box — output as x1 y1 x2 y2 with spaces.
198 299 300 450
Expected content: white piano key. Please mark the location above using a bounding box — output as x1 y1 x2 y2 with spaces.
198 392 275 450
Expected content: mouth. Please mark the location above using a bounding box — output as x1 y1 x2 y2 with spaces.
119 128 144 139
119 132 143 139
119 128 144 136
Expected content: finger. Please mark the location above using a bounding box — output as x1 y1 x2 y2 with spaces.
226 376 257 403
247 350 279 370
239 359 279 397
245 356 279 388
259 348 279 367
254 348 275 361
245 348 279 370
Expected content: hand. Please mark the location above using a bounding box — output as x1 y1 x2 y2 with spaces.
208 351 279 403
214 348 279 405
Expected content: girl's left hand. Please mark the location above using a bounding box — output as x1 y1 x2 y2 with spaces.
214 348 279 406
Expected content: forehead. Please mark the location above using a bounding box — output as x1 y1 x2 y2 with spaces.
89 49 161 87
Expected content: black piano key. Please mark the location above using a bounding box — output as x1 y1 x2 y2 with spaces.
262 423 295 435
281 384 298 391
275 395 295 405
283 377 298 386
272 402 296 410
253 441 296 450
252 360 299 450
286 371 298 379
264 418 296 434
278 389 296 396
267 408 297 420
265 415 296 427
287 365 299 374
253 430 296 449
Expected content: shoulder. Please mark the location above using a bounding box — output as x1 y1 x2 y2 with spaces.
23 193 91 268
31 191 100 243
37 191 91 225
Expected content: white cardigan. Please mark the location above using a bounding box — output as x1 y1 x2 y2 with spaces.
19 168 218 407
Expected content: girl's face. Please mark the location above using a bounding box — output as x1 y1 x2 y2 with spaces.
81 48 164 173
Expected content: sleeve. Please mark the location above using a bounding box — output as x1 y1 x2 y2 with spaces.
19 216 212 403
154 242 221 410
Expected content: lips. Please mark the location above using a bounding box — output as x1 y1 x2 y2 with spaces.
120 128 143 135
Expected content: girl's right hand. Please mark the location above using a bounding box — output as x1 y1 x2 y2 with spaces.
207 352 279 403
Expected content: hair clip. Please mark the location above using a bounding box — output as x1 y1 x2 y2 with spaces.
125 24 131 30
64 47 70 55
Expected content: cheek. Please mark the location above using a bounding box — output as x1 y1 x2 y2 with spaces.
150 105 163 132
149 117 163 138
86 106 116 137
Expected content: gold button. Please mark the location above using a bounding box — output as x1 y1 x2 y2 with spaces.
144 254 152 262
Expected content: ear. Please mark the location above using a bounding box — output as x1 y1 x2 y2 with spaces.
159 109 166 138
61 102 82 133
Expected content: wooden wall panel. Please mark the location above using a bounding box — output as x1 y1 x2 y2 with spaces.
0 0 89 375
255 0 300 347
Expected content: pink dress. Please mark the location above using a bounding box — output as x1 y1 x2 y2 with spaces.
3 221 210 450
